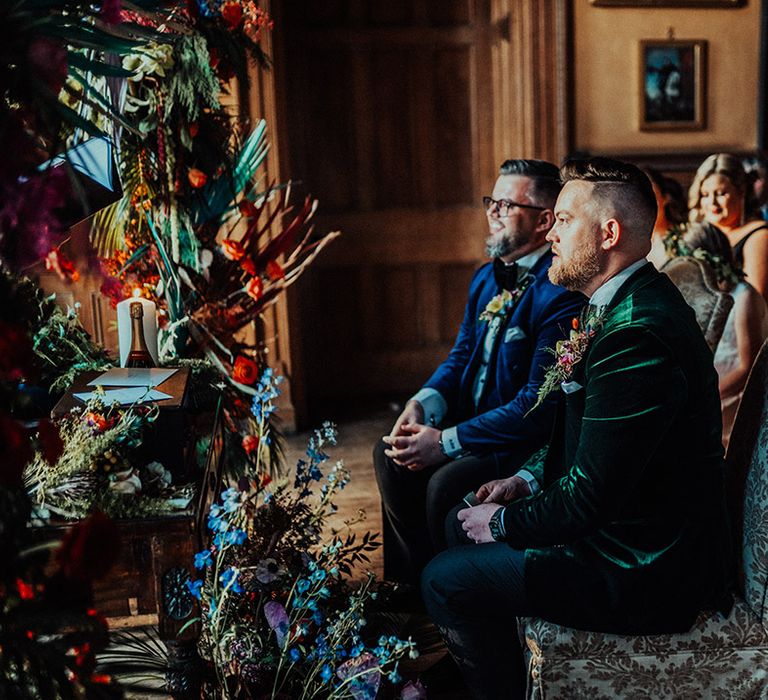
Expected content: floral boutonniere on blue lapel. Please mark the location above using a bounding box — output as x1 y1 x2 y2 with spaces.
478 276 533 323
530 305 606 411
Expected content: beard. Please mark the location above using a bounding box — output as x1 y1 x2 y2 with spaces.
485 227 527 259
548 242 601 291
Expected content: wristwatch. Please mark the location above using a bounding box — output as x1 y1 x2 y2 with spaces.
488 507 506 542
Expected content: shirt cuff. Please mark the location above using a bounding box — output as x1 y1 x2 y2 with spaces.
411 388 448 426
516 469 540 495
440 426 466 459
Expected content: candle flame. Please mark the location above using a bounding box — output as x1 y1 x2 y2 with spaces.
132 288 142 299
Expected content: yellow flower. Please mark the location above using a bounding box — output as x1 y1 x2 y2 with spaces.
485 296 504 314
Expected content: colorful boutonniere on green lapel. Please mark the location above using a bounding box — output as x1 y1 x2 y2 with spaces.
530 305 606 411
478 277 533 323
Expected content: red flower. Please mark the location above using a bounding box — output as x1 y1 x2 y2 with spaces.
16 578 35 600
241 258 258 277
232 355 259 385
245 276 263 301
188 168 208 189
189 122 199 138
56 511 119 582
239 199 257 217
44 247 79 282
221 239 245 261
0 413 32 487
85 412 109 433
221 2 244 29
266 260 285 281
242 434 260 454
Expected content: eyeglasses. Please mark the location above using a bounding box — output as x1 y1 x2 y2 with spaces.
482 196 546 217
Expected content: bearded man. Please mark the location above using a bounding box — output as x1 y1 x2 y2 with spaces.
422 157 733 699
374 159 585 585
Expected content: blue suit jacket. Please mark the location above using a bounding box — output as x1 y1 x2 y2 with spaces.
423 250 586 460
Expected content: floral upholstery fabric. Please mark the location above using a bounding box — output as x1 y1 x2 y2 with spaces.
661 257 733 352
520 601 768 699
517 340 768 698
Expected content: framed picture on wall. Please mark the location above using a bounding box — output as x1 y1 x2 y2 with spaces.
639 39 707 131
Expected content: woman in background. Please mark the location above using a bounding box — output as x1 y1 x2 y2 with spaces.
670 221 768 446
689 153 768 301
645 167 687 269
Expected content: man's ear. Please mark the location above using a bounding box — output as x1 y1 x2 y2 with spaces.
537 209 555 235
601 219 621 250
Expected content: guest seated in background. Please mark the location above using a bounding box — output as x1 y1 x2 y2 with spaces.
742 154 768 222
689 153 768 301
421 157 733 700
373 159 585 585
644 167 687 269
667 221 768 446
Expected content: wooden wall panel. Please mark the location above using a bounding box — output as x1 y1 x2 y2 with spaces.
273 0 570 421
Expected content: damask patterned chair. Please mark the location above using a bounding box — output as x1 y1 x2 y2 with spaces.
661 256 734 352
518 339 768 699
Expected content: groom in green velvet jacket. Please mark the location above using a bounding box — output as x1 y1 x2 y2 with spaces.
421 157 733 700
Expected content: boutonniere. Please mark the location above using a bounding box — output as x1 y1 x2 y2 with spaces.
478 277 533 323
530 306 605 411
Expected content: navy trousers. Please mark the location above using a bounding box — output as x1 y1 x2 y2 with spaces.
422 505 532 700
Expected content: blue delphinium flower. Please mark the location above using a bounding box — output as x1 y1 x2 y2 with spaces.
320 664 333 682
187 579 203 600
194 549 213 570
219 567 243 594
289 647 301 662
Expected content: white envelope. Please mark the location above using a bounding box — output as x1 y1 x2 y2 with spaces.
74 388 172 406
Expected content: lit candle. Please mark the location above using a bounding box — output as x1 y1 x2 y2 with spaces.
116 289 159 367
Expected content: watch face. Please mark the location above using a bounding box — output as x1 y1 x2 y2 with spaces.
489 510 504 541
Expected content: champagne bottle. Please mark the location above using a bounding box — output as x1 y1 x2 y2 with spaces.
126 301 156 368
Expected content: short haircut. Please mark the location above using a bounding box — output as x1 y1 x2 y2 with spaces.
499 159 561 209
559 157 657 241
688 153 752 221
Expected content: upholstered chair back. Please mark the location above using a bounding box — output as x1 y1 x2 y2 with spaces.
725 339 768 627
661 257 734 352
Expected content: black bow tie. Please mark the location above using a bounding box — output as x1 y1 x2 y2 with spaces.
493 258 519 291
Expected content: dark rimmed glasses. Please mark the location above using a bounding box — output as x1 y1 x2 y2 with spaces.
482 196 546 217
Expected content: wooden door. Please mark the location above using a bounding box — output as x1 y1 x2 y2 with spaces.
272 0 570 422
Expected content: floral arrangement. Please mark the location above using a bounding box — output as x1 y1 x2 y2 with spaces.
23 397 195 521
182 369 418 698
478 276 533 323
532 306 605 411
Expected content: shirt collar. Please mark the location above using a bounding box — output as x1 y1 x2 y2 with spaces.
503 242 550 277
589 258 647 307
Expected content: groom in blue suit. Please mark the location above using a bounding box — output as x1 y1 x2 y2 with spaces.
374 159 585 584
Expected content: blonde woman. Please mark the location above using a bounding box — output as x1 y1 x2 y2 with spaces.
689 153 768 301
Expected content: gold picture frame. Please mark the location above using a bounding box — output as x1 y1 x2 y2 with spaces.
639 39 707 131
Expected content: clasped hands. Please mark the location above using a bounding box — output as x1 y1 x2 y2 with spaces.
382 400 446 470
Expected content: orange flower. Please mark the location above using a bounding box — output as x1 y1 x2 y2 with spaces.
221 239 245 261
242 434 260 454
85 412 108 432
188 167 208 189
44 248 79 283
233 355 259 385
241 258 257 276
221 1 243 29
571 317 579 331
266 260 285 281
245 276 263 301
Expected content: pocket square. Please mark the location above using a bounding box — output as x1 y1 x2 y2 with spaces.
561 380 583 394
504 326 527 342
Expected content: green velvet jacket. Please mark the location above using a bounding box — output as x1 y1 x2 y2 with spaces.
501 262 733 634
